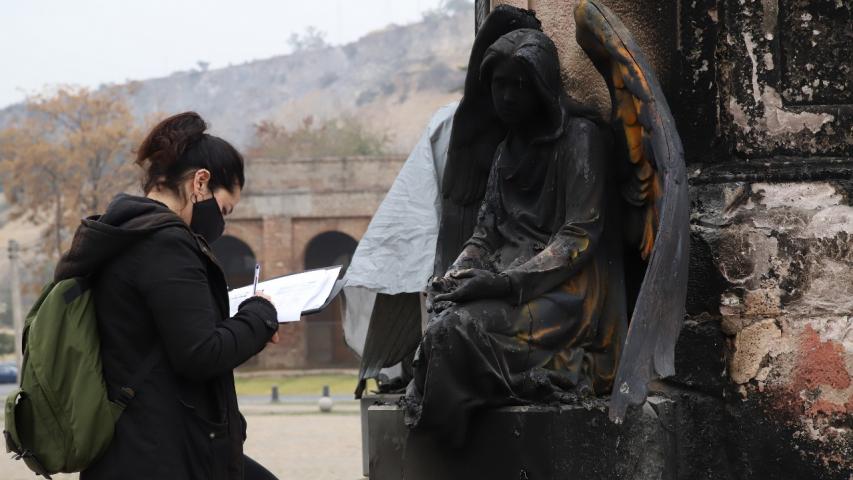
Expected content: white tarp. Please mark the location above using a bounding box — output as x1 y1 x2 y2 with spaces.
344 102 455 293
341 285 375 357
342 102 456 354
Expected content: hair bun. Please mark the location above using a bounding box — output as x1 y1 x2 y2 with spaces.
136 111 208 171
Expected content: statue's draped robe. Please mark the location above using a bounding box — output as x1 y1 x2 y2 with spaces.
406 115 628 443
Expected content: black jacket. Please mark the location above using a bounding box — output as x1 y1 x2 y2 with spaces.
55 194 278 480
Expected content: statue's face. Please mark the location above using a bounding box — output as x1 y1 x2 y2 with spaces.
490 58 541 128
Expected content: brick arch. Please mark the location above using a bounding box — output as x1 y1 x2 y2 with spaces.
292 217 370 273
303 230 359 274
211 234 257 289
301 229 360 368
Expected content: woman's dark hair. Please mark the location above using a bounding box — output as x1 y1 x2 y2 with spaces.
136 112 245 196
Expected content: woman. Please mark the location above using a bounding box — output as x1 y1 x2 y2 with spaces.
55 112 280 479
405 28 628 444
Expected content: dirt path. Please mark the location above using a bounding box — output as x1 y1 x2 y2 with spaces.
0 402 365 480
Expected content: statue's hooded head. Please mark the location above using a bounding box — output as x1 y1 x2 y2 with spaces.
443 6 593 211
439 6 600 273
480 29 566 142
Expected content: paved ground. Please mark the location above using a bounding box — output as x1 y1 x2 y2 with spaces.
240 394 354 405
0 399 365 480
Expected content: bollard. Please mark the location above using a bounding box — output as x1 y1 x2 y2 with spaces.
271 385 279 403
318 385 333 413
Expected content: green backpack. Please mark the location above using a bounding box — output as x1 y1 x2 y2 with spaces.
4 277 158 478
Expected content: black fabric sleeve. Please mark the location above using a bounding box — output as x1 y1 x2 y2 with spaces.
136 228 278 381
238 296 279 332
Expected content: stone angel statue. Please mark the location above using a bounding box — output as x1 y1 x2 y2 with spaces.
403 1 689 443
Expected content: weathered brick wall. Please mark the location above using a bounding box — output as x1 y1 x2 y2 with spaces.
228 155 404 370
292 217 370 268
689 181 853 478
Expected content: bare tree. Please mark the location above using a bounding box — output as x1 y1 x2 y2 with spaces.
0 86 142 259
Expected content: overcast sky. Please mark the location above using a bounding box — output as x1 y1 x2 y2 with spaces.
0 0 452 108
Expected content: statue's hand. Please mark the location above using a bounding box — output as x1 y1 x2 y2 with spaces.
426 275 459 314
433 269 511 304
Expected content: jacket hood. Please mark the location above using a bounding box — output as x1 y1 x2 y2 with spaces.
54 194 190 281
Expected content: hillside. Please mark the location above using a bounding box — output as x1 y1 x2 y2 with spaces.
121 11 473 153
1 11 473 154
1 11 473 153
0 10 474 295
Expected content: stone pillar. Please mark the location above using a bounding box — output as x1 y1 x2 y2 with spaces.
261 216 294 277
683 1 853 477
490 0 678 117
491 0 529 10
8 240 23 372
256 215 306 370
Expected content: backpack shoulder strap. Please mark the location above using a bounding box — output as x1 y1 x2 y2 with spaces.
61 277 90 304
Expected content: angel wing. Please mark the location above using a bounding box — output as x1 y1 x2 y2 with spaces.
574 0 690 422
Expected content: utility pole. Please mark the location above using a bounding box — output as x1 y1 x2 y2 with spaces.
9 240 24 372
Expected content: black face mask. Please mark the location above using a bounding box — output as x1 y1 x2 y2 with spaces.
190 196 225 244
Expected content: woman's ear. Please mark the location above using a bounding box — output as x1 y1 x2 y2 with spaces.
193 169 212 196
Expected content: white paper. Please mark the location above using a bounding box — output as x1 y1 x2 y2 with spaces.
228 266 342 323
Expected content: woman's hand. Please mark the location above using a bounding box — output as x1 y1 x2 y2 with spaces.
255 290 280 345
433 269 511 304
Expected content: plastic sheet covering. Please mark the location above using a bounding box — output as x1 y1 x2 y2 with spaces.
342 286 375 357
354 291 423 397
342 102 456 355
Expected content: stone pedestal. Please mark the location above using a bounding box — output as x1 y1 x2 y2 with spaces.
361 394 403 478
368 397 687 480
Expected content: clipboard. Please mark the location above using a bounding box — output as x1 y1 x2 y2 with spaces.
228 265 345 322
302 278 346 316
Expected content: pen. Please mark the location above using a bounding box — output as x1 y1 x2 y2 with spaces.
252 263 261 295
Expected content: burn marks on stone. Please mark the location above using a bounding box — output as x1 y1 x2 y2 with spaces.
687 231 728 315
716 0 851 158
779 0 852 106
688 179 853 476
